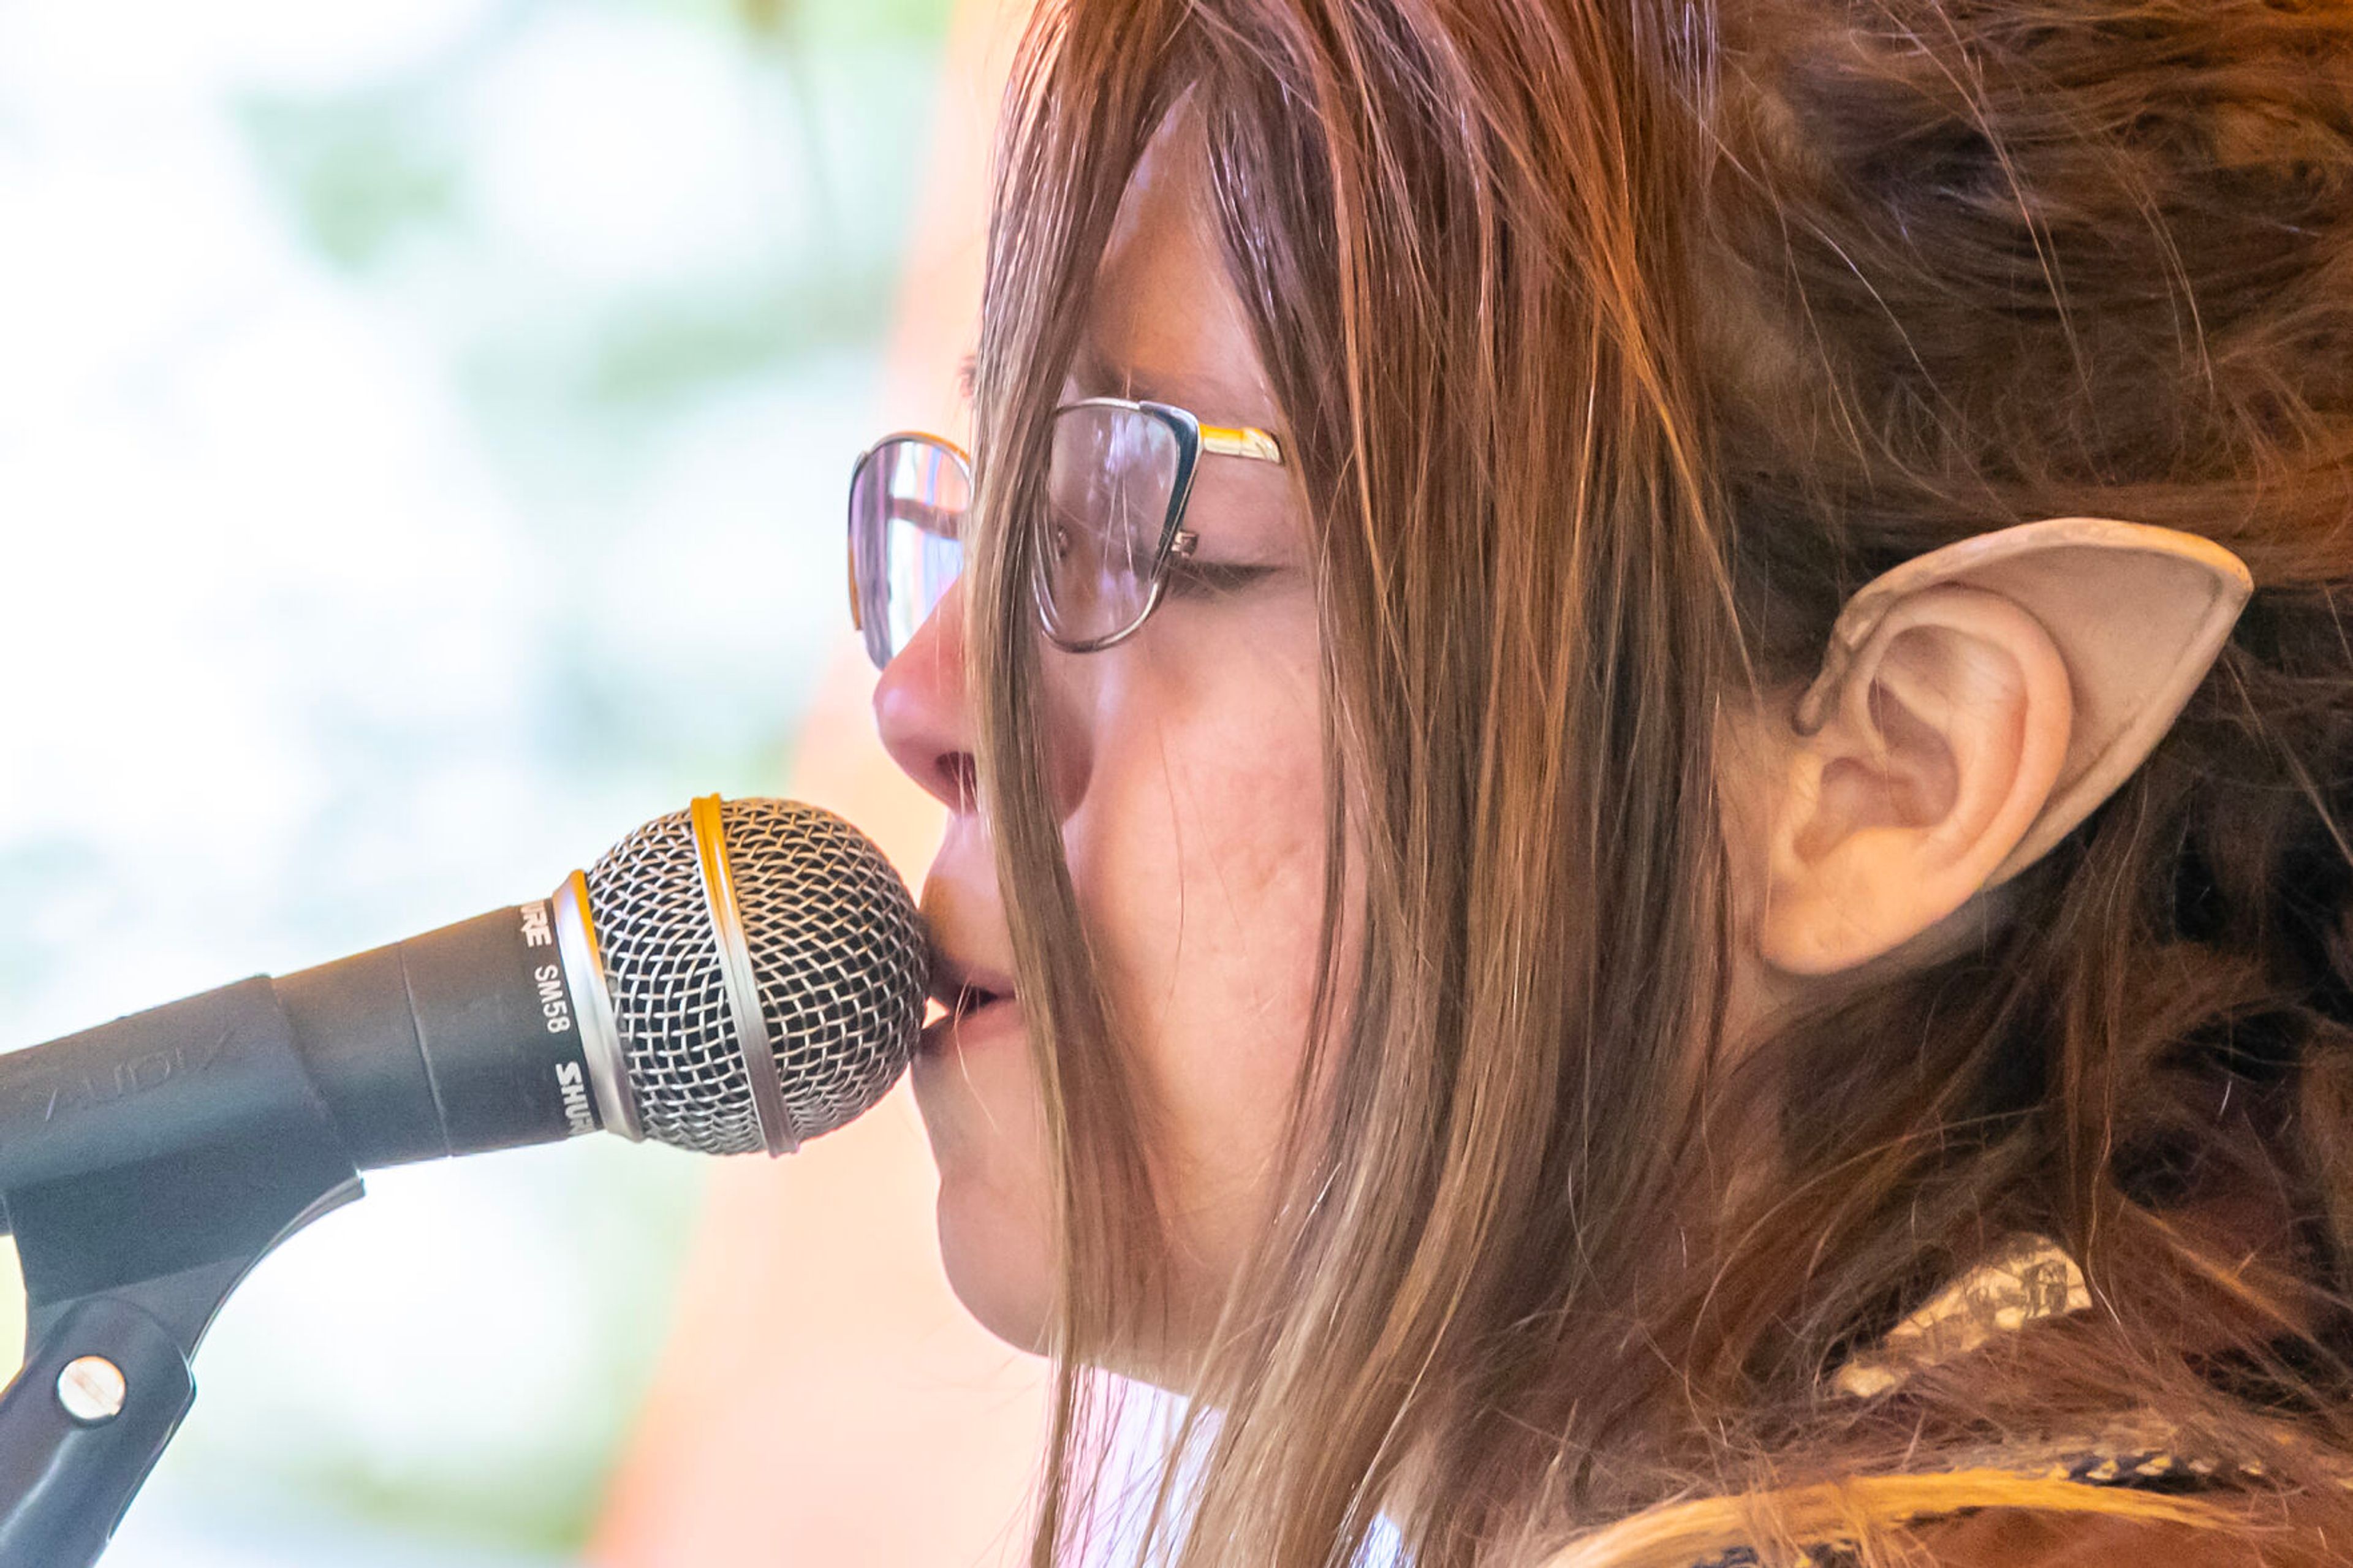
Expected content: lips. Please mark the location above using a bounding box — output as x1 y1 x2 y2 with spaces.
920 947 1020 1055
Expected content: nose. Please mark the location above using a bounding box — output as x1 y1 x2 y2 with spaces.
874 581 1099 820
874 585 982 813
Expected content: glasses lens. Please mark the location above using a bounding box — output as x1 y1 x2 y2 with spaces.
1037 403 1182 648
849 436 969 668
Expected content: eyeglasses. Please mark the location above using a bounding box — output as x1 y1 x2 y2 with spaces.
846 396 1286 670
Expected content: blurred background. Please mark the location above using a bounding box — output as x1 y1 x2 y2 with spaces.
0 0 1045 1561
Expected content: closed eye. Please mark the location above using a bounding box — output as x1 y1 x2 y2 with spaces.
1164 559 1279 599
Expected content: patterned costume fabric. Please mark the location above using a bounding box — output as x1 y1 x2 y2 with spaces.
1686 1235 2286 1568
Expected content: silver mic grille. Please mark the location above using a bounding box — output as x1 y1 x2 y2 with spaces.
582 798 926 1156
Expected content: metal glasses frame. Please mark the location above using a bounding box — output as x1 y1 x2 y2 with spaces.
846 395 1284 665
846 430 968 670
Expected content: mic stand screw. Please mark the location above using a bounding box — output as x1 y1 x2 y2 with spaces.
55 1361 126 1428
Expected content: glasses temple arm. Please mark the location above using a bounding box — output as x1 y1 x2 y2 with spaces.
1196 424 1283 464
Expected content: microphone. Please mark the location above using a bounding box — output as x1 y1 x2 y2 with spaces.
0 793 931 1216
0 793 928 1568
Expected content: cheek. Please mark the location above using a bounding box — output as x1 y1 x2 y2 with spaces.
1061 633 1329 1273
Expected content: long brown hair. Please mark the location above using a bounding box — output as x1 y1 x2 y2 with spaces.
961 1 2353 1562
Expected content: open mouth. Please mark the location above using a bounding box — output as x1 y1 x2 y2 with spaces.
945 982 1010 1022
921 955 1018 1052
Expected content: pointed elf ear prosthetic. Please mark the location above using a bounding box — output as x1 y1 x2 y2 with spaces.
1760 518 2251 977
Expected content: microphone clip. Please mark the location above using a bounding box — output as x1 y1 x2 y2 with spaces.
0 977 362 1567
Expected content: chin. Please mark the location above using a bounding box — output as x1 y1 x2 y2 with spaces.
934 1186 1056 1354
911 1004 1058 1351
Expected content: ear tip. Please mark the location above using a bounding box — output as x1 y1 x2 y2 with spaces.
2033 517 2254 599
1980 520 2254 885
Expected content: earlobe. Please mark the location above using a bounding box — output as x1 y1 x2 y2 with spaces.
1759 517 2251 978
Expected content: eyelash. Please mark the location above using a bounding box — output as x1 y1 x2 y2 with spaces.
1162 559 1276 599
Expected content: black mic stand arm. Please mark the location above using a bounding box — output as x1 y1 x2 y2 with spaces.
0 977 362 1567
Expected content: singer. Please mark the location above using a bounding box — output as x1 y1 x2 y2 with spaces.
847 1 2353 1563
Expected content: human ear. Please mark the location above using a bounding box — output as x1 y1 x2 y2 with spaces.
1760 518 2251 977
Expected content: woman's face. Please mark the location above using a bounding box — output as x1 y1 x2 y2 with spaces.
874 122 1328 1362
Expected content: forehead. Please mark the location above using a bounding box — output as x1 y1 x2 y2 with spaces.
1080 112 1272 419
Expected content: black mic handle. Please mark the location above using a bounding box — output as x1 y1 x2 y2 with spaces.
270 896 615 1168
0 1297 194 1568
